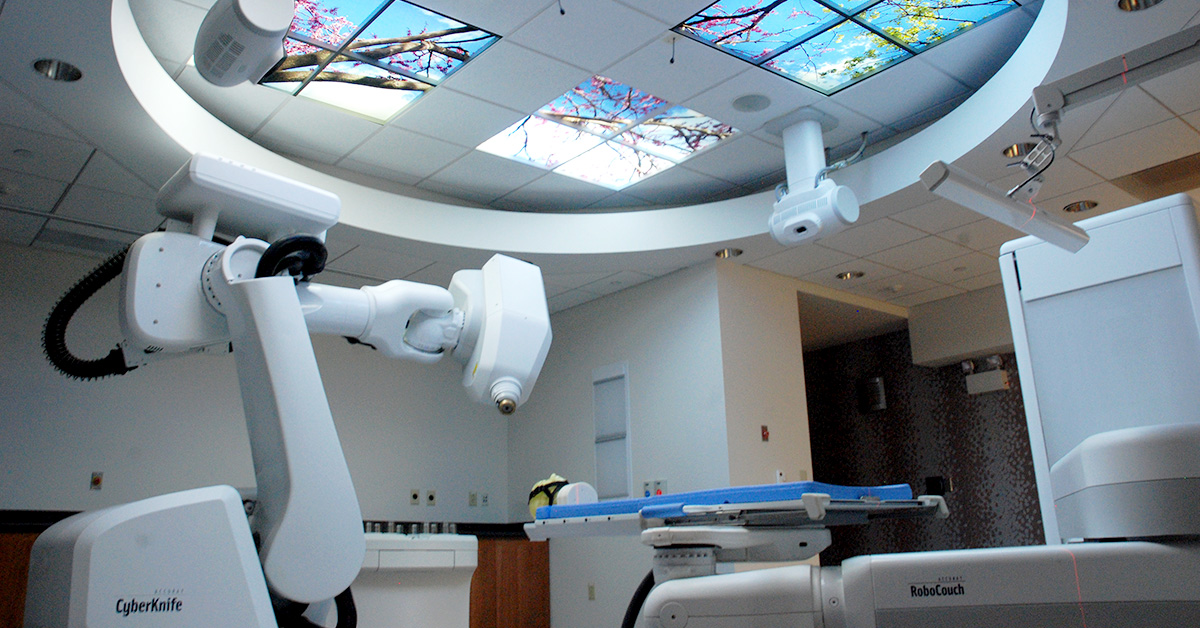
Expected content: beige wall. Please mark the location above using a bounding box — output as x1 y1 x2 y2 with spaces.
908 284 1014 367
716 261 814 487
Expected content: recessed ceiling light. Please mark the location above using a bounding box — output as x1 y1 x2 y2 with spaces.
1117 0 1163 10
32 59 82 82
731 94 771 113
1063 200 1099 213
1002 142 1038 159
836 270 865 280
715 247 743 258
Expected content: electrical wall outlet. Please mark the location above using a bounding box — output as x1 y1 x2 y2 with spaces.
481 493 489 507
588 583 596 601
90 472 103 491
652 480 667 495
410 489 421 505
469 492 479 507
426 490 437 506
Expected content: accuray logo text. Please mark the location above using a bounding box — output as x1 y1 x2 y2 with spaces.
910 583 965 598
115 597 183 617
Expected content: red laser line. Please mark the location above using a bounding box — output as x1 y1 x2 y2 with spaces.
1122 55 1129 84
1065 548 1089 628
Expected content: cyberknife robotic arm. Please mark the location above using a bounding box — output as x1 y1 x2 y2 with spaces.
35 154 551 623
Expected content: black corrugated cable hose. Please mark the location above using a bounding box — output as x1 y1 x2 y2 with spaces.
42 246 137 380
622 570 656 628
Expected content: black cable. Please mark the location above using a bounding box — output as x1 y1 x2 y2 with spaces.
621 570 656 628
255 235 328 282
42 246 136 380
273 587 357 628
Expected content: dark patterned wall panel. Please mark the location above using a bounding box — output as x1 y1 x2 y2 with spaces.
804 329 1043 565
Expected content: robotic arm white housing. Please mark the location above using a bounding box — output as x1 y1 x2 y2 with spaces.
194 0 292 87
449 256 552 414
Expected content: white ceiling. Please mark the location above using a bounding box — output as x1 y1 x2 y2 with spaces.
1 0 1200 337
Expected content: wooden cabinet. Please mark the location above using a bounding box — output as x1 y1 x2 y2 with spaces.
4 531 549 628
1 532 39 628
470 538 549 628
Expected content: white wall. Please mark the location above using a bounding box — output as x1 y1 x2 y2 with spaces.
908 285 1014 367
715 262 814 487
0 241 506 523
508 263 729 628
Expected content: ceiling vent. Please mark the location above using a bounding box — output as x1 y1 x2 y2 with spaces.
1110 150 1200 202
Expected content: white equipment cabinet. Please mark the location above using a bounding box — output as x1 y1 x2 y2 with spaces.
305 533 477 628
1000 193 1200 543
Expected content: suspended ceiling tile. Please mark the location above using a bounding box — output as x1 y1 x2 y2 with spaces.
1051 93 1118 155
1142 57 1200 116
917 6 1034 89
614 0 715 25
390 88 526 149
544 270 618 296
423 151 547 202
681 66 822 136
1033 181 1141 223
621 165 731 205
890 198 982 235
800 258 900 292
886 92 970 135
325 245 433 280
440 40 591 113
547 287 603 313
508 0 668 72
0 123 93 183
0 77 82 140
0 207 46 246
988 156 1104 203
75 151 157 199
680 134 785 187
955 270 1003 292
254 98 383 158
866 235 971 271
1185 109 1200 133
343 127 473 180
55 185 161 233
850 272 940 301
36 219 139 258
253 134 346 166
578 270 656 296
911 251 998 285
828 58 970 131
414 0 555 36
0 167 68 211
603 35 747 105
128 0 207 67
497 173 616 211
175 66 291 136
749 243 855 279
891 285 965 308
938 218 1023 256
1073 87 1176 151
335 158 424 187
585 192 659 210
818 218 926 257
858 183 937 221
1069 118 1200 180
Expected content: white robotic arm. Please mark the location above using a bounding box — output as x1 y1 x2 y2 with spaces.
29 154 551 626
